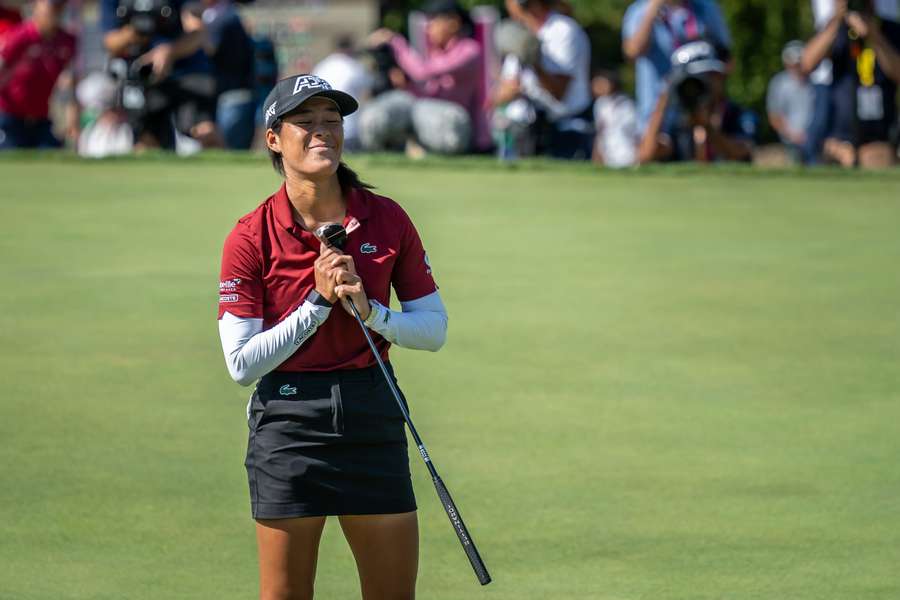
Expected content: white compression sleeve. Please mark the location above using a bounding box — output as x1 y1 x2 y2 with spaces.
364 290 448 352
218 301 332 386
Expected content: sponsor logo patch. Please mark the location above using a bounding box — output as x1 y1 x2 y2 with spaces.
219 294 239 303
424 252 432 275
292 75 331 95
219 278 241 291
279 384 298 396
360 242 377 254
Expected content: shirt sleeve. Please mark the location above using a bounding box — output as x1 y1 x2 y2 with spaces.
218 222 264 319
542 21 581 75
218 301 332 386
499 54 522 80
365 290 447 352
622 2 646 41
766 74 783 115
391 209 438 302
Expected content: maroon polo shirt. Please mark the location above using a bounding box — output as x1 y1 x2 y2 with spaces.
218 183 437 372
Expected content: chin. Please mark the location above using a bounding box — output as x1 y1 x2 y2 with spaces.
300 156 341 179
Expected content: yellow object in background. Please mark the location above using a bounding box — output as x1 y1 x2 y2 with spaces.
857 47 877 87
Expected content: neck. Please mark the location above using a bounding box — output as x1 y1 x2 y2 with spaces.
284 172 345 230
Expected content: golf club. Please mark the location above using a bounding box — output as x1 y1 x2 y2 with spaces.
315 223 492 586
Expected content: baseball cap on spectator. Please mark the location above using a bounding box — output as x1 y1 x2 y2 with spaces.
670 40 726 76
263 74 358 130
781 40 805 66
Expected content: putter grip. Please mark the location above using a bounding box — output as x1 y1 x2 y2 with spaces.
433 475 492 586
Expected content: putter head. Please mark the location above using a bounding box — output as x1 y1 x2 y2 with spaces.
315 223 348 250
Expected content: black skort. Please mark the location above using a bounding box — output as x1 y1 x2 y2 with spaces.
245 363 416 519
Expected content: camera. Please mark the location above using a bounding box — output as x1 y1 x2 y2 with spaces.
672 71 710 112
847 0 871 13
108 57 156 118
115 0 179 39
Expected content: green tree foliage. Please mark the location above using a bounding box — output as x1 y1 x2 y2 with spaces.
380 0 817 134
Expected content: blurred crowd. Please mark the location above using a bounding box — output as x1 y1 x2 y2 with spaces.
0 0 898 168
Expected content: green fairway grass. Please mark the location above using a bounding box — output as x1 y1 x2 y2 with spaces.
1 155 899 599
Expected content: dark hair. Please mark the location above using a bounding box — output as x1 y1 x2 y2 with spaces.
268 119 373 190
424 0 474 37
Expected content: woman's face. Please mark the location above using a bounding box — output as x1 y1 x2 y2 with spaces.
268 97 344 180
426 14 461 48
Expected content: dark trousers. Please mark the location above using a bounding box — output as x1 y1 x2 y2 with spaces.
0 113 61 150
803 84 831 165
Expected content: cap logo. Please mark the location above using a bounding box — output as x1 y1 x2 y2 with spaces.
292 75 331 95
674 41 713 65
265 100 278 121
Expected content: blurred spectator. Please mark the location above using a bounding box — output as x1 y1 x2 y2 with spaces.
638 40 755 163
804 0 838 163
251 35 277 129
802 0 900 168
101 0 219 149
591 69 638 168
493 0 592 160
622 0 731 135
767 40 814 163
0 3 21 38
313 35 373 151
0 0 77 150
75 71 133 157
182 0 255 149
359 0 480 155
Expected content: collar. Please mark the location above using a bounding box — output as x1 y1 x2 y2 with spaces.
273 182 372 238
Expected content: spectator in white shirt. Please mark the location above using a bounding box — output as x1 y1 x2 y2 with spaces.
591 70 639 168
313 35 374 151
491 0 593 159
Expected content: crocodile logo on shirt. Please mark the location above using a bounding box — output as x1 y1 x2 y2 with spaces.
279 384 297 396
360 242 377 254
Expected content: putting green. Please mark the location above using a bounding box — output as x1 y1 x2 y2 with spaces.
1 155 899 599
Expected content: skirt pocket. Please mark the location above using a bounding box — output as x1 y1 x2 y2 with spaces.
256 383 344 444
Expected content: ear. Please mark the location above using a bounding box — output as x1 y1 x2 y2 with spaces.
265 128 280 154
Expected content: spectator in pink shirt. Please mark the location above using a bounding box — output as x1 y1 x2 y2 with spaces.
359 0 483 154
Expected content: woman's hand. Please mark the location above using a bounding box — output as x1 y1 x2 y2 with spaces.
334 270 370 320
314 244 344 303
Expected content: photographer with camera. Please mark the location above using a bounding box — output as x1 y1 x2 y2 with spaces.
637 40 755 164
622 0 731 137
801 0 900 168
101 0 219 150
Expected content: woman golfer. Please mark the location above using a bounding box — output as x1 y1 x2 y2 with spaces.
217 74 447 600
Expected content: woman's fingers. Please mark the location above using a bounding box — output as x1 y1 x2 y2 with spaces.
334 282 363 298
330 254 356 274
332 269 360 285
